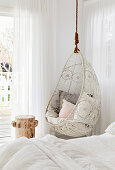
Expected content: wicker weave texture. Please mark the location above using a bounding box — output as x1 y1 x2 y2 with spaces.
45 52 101 137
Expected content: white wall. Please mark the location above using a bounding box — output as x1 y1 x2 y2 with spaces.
56 0 83 79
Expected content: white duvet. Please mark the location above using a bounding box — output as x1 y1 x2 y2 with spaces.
0 133 115 170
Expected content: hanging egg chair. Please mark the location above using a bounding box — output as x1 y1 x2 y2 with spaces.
45 0 101 137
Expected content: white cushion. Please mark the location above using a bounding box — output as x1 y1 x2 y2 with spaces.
46 110 58 118
47 117 65 125
105 122 115 136
46 110 66 125
47 117 59 124
74 92 98 126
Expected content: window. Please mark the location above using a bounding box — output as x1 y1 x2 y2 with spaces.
0 15 14 145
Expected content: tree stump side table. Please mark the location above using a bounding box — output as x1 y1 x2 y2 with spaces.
12 115 38 138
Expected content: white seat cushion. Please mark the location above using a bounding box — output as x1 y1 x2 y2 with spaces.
46 110 58 118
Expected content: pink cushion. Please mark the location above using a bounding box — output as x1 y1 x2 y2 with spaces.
59 99 75 119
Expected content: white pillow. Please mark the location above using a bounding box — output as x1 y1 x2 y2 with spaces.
105 121 115 136
59 99 75 119
74 92 98 126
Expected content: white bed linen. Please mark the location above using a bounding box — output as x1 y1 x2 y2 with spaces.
0 133 115 170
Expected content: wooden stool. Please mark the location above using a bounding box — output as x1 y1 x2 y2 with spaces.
12 115 38 138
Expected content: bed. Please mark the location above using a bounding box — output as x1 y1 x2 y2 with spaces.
0 123 115 170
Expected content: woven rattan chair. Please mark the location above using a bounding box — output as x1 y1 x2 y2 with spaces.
45 52 101 137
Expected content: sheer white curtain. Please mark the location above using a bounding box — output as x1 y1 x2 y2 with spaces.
82 0 115 134
12 0 56 138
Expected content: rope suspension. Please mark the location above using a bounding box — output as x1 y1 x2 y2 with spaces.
74 0 79 53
